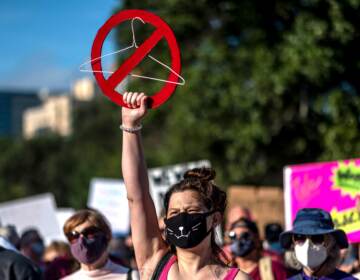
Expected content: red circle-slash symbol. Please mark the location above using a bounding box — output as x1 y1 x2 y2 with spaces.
91 9 182 108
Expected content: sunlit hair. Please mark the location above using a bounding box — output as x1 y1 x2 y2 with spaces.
63 209 112 243
164 167 227 215
44 241 71 258
163 167 229 265
285 234 341 271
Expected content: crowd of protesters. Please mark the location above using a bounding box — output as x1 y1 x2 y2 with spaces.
0 92 359 279
0 204 359 279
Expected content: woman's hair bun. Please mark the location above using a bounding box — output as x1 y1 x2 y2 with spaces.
184 167 216 181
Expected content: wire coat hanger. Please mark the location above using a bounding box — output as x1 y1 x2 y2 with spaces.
80 17 185 86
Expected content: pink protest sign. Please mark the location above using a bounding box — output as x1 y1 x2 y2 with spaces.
284 158 360 243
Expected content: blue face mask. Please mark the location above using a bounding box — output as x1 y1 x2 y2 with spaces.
268 241 284 254
31 242 44 257
230 232 255 257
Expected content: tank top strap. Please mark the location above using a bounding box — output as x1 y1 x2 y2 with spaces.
158 254 177 280
223 267 240 280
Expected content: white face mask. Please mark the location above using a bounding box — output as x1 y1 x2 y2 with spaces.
294 238 328 269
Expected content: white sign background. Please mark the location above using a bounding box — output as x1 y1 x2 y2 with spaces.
148 160 211 216
88 178 130 235
0 193 61 244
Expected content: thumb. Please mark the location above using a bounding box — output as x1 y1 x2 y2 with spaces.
140 96 148 112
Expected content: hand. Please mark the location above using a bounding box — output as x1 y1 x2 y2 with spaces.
121 92 148 127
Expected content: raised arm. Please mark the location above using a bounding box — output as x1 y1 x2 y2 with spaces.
121 92 167 270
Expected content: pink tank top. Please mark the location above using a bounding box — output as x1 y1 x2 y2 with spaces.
158 255 240 280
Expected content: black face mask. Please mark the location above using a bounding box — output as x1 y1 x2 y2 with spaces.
230 232 255 257
164 211 215 249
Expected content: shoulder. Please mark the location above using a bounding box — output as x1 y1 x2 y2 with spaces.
0 248 41 277
141 248 171 278
332 269 359 280
270 259 287 274
108 261 130 274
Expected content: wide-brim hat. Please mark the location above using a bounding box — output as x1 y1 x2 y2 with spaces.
280 208 348 249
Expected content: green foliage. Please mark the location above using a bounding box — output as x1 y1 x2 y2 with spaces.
1 0 360 207
119 0 360 185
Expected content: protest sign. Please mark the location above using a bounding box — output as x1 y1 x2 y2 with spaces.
55 208 75 242
284 158 360 243
88 178 130 235
0 193 61 244
91 9 183 108
148 160 211 216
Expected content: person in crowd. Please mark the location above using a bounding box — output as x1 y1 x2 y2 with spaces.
226 206 253 232
263 223 285 264
61 209 139 279
280 208 357 280
43 241 78 280
0 245 42 279
263 223 284 255
337 245 359 275
43 241 72 263
228 217 287 280
350 243 360 278
108 235 135 268
222 206 254 261
20 228 45 270
0 224 20 252
121 92 249 279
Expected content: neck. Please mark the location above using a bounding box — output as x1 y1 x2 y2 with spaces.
234 250 260 273
81 252 108 271
176 236 214 274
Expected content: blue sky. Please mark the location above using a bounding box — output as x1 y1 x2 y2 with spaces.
0 0 120 91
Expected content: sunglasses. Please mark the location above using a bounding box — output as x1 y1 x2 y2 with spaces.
292 234 325 245
228 231 251 241
66 226 102 244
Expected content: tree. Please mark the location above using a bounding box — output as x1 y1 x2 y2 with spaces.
1 0 360 208
116 0 360 186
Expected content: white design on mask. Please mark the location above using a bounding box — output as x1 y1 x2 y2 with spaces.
294 239 328 269
167 222 202 239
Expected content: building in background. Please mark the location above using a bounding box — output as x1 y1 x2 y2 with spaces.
23 94 72 139
71 77 96 101
1 77 100 139
0 90 41 137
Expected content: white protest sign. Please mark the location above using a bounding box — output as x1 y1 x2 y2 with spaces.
54 208 75 242
0 193 61 244
88 178 130 235
148 160 211 217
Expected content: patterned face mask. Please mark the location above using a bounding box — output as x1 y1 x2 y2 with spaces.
164 211 215 249
70 234 107 264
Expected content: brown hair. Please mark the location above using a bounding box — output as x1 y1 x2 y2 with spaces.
164 167 226 215
163 167 229 265
63 209 112 242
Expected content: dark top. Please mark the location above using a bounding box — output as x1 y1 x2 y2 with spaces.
288 269 357 280
0 246 42 280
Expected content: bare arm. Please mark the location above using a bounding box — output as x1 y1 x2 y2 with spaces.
121 92 167 269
